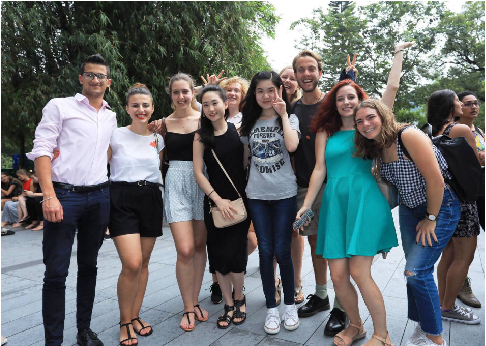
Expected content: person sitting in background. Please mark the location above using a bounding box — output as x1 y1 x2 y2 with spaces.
1 173 22 210
24 173 44 231
11 169 35 227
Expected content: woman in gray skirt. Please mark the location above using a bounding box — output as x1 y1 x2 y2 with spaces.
153 73 209 332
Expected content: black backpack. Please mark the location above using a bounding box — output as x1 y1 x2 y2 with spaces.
398 124 481 203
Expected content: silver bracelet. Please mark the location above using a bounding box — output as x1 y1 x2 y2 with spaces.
40 196 55 204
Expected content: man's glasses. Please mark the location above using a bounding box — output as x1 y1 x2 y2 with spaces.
82 72 108 81
463 102 481 108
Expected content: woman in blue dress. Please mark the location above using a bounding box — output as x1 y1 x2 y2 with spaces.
296 42 414 346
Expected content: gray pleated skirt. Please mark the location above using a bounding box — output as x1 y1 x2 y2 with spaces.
164 161 205 223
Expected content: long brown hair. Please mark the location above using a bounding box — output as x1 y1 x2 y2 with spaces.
353 99 409 160
310 80 368 136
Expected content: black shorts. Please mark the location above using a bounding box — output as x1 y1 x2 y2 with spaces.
109 183 163 238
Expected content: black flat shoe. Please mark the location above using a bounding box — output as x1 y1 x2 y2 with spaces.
324 307 349 336
210 282 223 304
297 294 330 317
76 327 104 346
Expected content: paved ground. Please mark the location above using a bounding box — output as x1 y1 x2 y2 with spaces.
2 209 485 345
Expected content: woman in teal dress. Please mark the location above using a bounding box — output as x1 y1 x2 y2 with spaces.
296 42 414 346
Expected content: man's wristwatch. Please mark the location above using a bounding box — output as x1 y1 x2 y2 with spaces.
425 212 437 221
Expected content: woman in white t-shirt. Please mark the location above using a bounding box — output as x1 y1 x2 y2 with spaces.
108 83 164 346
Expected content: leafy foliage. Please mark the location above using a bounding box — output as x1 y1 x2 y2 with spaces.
291 1 484 128
1 1 278 167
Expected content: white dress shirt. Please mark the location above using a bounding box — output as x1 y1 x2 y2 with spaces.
26 93 117 186
227 112 242 124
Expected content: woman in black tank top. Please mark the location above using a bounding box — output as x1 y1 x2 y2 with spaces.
151 73 208 332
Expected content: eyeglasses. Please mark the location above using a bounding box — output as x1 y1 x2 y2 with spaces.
82 72 108 81
463 102 481 108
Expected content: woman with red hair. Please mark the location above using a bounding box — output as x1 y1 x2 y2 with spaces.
296 42 414 346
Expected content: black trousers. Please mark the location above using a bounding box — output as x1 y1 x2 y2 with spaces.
42 186 110 346
25 196 43 221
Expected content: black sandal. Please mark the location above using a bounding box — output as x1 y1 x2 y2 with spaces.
119 322 138 346
217 304 234 329
233 295 247 325
131 316 153 336
194 304 209 322
180 311 196 332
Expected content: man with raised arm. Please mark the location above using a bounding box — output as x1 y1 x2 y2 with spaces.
27 54 116 346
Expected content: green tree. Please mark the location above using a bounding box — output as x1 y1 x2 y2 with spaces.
290 1 485 129
291 2 366 89
1 1 278 167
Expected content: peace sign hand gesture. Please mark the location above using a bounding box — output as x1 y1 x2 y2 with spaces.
200 70 227 86
272 85 287 117
346 53 358 76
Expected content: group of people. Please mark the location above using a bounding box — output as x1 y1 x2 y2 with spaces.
25 41 483 346
1 169 44 232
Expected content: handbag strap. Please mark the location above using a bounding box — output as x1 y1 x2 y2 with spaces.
211 149 242 199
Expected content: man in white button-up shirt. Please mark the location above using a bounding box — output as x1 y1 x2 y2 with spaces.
27 54 117 346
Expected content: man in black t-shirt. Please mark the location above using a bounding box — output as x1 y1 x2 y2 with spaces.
291 50 356 337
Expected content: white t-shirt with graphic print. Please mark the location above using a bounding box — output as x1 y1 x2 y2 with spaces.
109 127 164 183
241 114 300 200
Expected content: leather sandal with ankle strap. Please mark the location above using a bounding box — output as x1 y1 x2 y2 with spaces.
180 311 196 332
372 331 394 346
194 304 209 322
217 304 234 329
333 319 366 346
131 316 153 336
233 295 247 325
119 322 138 346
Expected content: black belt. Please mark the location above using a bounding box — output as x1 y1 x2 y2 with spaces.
111 180 162 187
52 181 110 192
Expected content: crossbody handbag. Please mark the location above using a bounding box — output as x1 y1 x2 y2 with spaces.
209 149 247 228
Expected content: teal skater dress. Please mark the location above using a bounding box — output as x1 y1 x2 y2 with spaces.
316 130 398 259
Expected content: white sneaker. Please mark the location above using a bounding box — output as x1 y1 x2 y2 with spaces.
283 304 300 331
404 324 424 345
264 307 280 334
409 334 447 346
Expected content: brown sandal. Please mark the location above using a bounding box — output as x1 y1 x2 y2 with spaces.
180 311 196 332
333 319 366 346
371 331 394 346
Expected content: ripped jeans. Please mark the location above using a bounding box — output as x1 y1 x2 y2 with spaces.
398 186 460 336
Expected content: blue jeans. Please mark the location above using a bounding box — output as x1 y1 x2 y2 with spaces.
248 196 296 308
399 186 460 336
42 186 110 346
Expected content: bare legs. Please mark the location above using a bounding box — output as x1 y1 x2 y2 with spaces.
247 225 258 255
171 220 208 329
114 234 157 345
308 234 328 286
215 271 246 326
329 256 390 346
438 236 477 309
